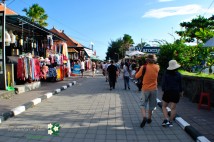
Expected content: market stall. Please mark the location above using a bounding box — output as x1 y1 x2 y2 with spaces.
2 14 66 89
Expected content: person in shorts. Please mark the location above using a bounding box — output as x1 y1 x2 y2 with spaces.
135 54 159 128
161 60 183 127
80 59 85 77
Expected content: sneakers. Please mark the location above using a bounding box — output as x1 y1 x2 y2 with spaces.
162 119 170 127
162 119 173 127
169 121 173 127
140 117 147 128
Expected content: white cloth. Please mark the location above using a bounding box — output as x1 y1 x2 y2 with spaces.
104 64 110 71
80 61 85 69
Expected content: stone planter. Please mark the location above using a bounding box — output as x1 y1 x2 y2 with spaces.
182 75 214 106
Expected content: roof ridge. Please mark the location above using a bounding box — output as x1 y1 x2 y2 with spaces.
0 3 18 15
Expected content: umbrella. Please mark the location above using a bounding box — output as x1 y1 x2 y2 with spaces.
203 37 214 47
128 51 145 56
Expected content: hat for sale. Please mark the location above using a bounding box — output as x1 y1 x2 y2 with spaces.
45 58 50 63
167 60 181 70
39 57 45 61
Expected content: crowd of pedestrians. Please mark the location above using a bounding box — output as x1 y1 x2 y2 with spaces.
101 54 183 129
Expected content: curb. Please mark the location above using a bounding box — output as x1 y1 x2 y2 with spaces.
156 98 211 142
0 81 77 124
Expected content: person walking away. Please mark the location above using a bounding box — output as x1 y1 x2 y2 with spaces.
80 59 85 78
105 61 110 82
123 62 131 90
102 62 106 76
107 60 118 90
92 61 96 77
161 60 182 127
135 54 159 128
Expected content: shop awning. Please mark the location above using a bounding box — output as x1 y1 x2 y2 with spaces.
84 48 94 57
68 48 78 53
84 48 101 60
90 55 100 60
5 15 66 41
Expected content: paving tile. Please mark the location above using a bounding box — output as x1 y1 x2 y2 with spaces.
0 75 197 142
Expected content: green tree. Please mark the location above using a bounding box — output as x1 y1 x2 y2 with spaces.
195 28 214 43
23 4 48 27
135 41 150 51
176 15 214 44
121 34 134 58
106 38 123 62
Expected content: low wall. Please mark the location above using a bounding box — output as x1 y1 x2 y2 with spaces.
182 75 214 105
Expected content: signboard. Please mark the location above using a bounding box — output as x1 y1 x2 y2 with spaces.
72 64 80 74
141 47 160 54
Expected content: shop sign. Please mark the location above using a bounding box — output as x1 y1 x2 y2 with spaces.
72 64 80 74
141 47 160 54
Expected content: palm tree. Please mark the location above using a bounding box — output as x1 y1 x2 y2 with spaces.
121 34 134 57
23 4 48 27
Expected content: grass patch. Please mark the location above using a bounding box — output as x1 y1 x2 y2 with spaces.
179 70 214 79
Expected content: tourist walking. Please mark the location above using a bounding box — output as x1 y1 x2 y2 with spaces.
104 61 110 82
161 60 182 127
92 61 96 77
123 62 130 90
107 60 118 90
80 59 85 78
135 54 159 128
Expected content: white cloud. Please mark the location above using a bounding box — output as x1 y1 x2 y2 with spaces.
143 4 214 19
158 0 174 2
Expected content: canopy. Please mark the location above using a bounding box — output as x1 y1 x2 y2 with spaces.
203 37 214 47
90 55 100 61
68 48 78 53
127 51 145 56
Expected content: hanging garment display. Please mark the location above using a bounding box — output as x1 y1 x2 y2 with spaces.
47 67 57 78
31 58 35 80
34 58 40 80
17 57 25 81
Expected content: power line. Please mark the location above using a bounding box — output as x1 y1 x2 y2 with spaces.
7 0 15 6
203 0 214 16
15 0 108 48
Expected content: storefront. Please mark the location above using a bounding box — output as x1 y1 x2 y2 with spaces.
0 6 67 90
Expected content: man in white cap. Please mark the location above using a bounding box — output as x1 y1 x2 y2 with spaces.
161 59 183 127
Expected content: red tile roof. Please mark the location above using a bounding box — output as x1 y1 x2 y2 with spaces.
0 4 17 15
50 27 84 48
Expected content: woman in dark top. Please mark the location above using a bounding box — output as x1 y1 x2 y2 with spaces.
161 60 182 127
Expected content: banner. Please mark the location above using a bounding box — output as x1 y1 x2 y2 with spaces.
72 64 80 74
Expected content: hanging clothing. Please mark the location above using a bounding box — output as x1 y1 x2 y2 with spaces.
17 58 25 81
24 57 28 79
31 58 35 80
34 58 40 80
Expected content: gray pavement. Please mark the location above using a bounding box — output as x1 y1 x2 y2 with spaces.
0 78 77 114
0 74 194 142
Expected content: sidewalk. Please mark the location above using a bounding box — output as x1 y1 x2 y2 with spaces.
0 69 213 141
0 70 94 115
0 73 194 142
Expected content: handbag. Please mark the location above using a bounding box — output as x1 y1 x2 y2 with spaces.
136 65 147 90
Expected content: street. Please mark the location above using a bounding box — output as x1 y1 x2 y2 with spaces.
0 74 194 142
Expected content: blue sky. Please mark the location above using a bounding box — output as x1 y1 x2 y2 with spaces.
5 0 214 60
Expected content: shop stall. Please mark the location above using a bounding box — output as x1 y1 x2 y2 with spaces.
0 13 66 90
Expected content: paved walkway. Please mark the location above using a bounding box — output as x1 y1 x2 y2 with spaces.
0 74 194 142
